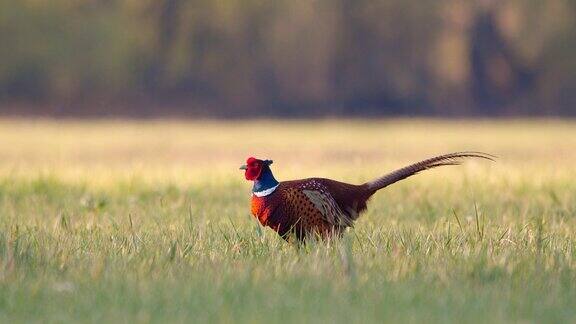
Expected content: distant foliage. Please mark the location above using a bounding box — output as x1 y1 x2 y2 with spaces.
0 0 575 116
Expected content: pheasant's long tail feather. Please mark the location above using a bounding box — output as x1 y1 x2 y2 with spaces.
365 152 495 192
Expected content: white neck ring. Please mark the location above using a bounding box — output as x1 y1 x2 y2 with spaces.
253 184 279 197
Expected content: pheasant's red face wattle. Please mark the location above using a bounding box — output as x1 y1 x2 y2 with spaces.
243 157 263 181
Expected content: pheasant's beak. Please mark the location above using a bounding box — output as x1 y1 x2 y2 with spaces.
239 164 248 170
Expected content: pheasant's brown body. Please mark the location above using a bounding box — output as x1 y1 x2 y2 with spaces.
251 179 371 240
243 152 493 242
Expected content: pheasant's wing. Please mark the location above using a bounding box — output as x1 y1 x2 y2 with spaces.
301 189 354 227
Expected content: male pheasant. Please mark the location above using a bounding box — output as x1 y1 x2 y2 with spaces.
240 152 493 242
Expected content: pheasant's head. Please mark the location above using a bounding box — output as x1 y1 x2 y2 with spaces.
240 157 273 181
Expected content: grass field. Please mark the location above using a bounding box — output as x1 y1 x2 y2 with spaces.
0 119 575 323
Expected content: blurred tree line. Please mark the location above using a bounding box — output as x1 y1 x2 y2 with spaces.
0 0 575 117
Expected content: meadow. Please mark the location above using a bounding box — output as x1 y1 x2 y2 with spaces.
0 119 575 323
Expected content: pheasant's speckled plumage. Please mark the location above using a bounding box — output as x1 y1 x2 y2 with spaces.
251 179 369 240
241 152 493 242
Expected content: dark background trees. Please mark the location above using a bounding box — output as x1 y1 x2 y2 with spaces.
0 0 575 117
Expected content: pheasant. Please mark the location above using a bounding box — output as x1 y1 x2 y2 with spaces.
240 152 493 242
